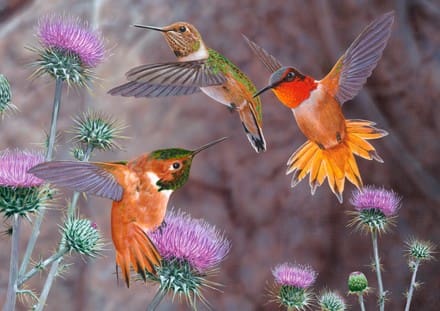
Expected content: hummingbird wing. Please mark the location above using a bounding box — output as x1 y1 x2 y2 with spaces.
242 34 283 73
320 12 394 105
28 161 124 201
108 61 226 98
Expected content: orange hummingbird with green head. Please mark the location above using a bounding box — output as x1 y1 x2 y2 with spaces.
108 21 266 153
245 12 394 202
29 137 227 286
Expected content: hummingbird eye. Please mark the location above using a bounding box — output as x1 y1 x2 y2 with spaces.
285 72 295 82
178 26 187 33
171 162 181 170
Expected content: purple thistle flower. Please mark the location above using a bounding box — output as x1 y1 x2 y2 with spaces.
37 14 104 68
0 149 44 188
150 210 230 272
272 262 317 289
351 186 401 217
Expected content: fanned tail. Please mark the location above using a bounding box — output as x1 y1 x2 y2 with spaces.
114 222 161 287
286 119 387 202
238 102 267 153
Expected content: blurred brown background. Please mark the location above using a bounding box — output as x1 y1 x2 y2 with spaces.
0 0 439 310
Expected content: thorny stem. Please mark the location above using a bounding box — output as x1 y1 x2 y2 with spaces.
358 294 366 311
17 248 68 287
371 230 385 311
146 287 167 311
404 260 420 311
34 257 62 311
3 215 21 311
19 78 64 278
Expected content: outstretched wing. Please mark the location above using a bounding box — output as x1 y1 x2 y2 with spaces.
28 161 124 201
242 34 283 73
321 12 394 105
108 61 226 97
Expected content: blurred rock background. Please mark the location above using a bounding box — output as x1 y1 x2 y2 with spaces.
0 0 439 310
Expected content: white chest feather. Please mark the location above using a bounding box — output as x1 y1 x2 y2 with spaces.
179 42 209 61
146 172 173 199
293 83 324 118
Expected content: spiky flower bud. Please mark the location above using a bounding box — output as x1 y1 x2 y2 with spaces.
270 262 317 310
348 271 369 294
60 217 103 257
148 210 230 309
0 149 54 217
71 110 125 152
0 74 15 116
318 291 346 311
349 186 401 233
405 238 435 262
32 14 105 86
71 146 86 161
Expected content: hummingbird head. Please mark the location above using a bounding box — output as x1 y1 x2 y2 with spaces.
146 137 227 191
134 22 207 60
254 67 317 108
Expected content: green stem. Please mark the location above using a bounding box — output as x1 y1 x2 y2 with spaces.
404 260 420 311
19 78 64 278
34 257 62 311
17 248 67 287
3 215 21 311
371 230 385 311
146 287 167 311
358 294 366 311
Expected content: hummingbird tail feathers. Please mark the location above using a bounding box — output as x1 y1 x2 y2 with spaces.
115 223 161 287
286 119 387 202
238 103 266 153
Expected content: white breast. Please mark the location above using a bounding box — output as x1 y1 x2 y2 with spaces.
146 172 173 199
179 42 209 61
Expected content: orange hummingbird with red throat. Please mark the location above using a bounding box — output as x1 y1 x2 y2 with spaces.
29 137 227 286
245 12 394 202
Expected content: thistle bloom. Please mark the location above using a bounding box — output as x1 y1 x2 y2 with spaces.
33 14 105 85
318 291 346 311
270 262 317 310
0 149 53 218
147 210 230 308
350 185 401 232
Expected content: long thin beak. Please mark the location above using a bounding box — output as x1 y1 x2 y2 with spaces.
253 83 276 98
133 24 167 32
192 137 228 156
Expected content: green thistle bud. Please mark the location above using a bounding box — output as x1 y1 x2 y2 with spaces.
0 185 54 218
60 217 103 257
71 146 86 161
405 238 435 262
318 291 346 311
348 271 369 294
71 110 125 152
277 285 312 309
0 74 15 115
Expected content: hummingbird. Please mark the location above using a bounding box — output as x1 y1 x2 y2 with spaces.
108 22 266 153
28 137 227 287
244 12 394 202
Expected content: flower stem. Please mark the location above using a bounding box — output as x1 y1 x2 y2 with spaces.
3 215 21 311
404 260 420 311
19 78 64 278
34 257 62 311
358 294 366 311
146 287 167 311
17 248 67 287
371 230 385 311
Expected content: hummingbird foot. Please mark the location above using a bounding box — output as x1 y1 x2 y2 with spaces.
157 220 167 235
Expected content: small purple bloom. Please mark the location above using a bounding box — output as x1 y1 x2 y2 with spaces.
37 14 105 67
150 210 230 272
0 149 44 188
351 186 401 217
272 262 317 289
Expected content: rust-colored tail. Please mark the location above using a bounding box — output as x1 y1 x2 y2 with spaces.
287 119 387 202
114 222 161 287
238 102 266 153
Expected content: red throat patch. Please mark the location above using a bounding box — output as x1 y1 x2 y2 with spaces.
273 76 318 109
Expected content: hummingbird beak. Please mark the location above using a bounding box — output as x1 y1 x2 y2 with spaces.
253 82 277 98
192 137 228 156
133 24 167 32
